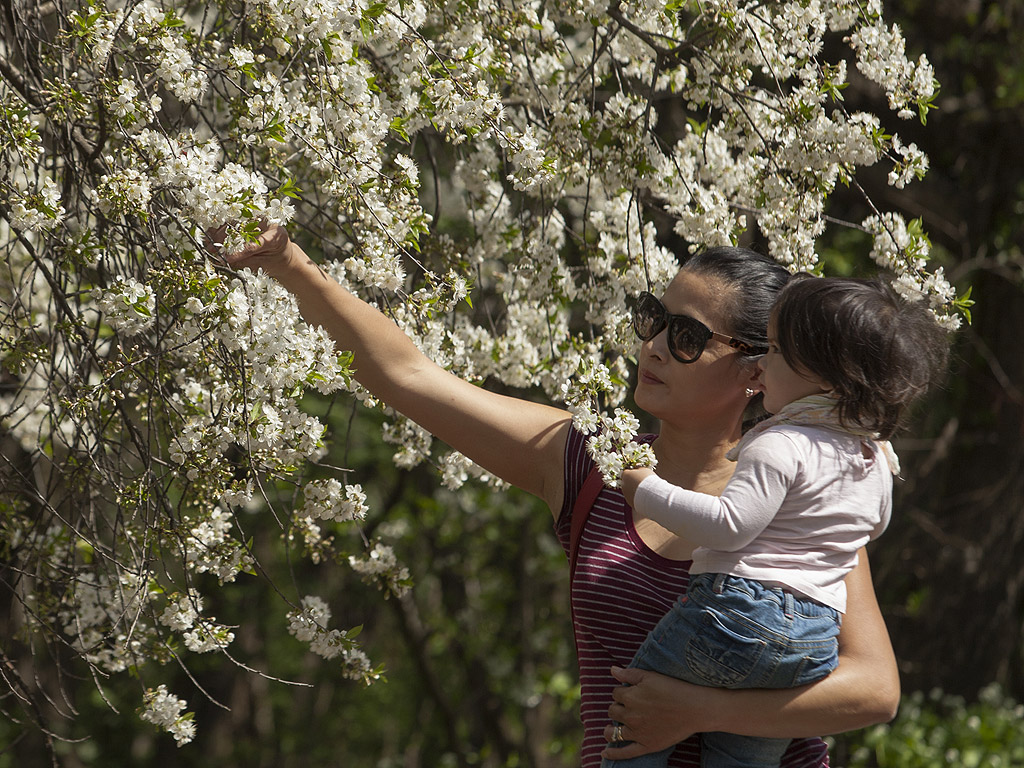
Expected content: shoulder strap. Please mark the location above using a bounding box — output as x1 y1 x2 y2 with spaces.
569 466 606 582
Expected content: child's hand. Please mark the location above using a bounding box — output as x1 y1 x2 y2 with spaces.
620 467 654 509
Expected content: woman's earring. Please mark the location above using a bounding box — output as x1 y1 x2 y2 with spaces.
744 388 757 398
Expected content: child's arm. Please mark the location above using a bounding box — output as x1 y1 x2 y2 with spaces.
630 435 791 550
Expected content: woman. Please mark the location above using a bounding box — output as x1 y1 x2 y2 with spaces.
218 226 900 766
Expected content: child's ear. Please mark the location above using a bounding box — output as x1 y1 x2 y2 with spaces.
811 376 834 394
793 361 832 394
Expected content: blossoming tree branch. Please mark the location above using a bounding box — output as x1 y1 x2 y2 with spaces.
0 0 966 748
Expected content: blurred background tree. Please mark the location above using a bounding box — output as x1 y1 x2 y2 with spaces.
842 0 1024 701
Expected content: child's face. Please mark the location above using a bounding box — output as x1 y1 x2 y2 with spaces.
756 319 832 414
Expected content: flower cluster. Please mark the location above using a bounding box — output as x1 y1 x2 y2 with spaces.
287 595 379 682
140 685 196 746
888 136 930 190
561 359 658 486
864 213 959 328
585 412 659 488
8 176 65 232
59 569 161 674
348 542 412 597
182 507 254 584
847 9 937 119
94 277 157 336
301 480 368 523
159 592 235 653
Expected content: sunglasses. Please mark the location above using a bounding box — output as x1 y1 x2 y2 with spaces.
632 291 767 363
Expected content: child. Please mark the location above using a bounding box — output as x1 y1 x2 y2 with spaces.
604 276 950 768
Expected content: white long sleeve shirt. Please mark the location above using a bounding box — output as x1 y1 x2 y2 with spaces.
634 425 892 612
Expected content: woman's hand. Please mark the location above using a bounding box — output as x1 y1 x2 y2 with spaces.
203 220 573 512
601 666 703 760
205 222 299 278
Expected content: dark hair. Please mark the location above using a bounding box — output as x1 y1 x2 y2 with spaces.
773 276 950 439
681 246 792 356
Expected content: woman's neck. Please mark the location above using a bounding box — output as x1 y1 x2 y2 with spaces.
626 423 741 561
652 418 742 496
632 420 742 559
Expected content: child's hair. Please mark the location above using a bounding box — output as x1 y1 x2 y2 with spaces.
772 276 950 439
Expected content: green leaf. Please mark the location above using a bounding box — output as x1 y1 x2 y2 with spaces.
279 179 302 199
262 112 288 142
906 217 927 241
321 33 338 62
390 116 410 142
686 117 708 136
953 285 974 324
75 539 95 563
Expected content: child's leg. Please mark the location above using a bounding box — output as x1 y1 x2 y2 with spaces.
602 574 741 768
600 740 676 768
695 576 841 768
600 581 712 768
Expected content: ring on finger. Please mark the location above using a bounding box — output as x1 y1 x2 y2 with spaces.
612 724 624 742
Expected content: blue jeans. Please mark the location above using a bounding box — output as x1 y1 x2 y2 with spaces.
602 573 840 768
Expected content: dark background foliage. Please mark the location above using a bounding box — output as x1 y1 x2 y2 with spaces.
2 1 1022 766
846 0 1024 700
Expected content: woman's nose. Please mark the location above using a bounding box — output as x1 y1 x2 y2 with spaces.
646 328 670 360
753 353 767 371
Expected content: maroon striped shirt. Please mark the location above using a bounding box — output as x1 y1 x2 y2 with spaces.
554 427 829 767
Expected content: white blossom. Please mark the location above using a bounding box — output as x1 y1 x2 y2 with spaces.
95 277 156 336
349 542 411 596
888 135 930 189
301 479 368 523
140 685 196 746
183 507 254 583
286 595 372 677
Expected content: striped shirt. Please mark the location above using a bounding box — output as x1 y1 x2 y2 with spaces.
554 427 829 767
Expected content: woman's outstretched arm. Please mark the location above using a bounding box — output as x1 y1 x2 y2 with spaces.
218 225 573 514
601 549 899 759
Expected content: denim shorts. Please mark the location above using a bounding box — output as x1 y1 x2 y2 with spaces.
632 572 840 690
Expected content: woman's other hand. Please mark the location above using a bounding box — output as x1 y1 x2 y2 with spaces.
603 551 900 759
601 666 701 759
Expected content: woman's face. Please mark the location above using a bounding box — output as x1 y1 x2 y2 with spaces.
633 270 752 427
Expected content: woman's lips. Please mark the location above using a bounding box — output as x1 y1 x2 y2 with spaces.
639 368 664 385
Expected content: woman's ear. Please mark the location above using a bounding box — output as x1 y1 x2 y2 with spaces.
731 357 762 401
739 356 763 389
